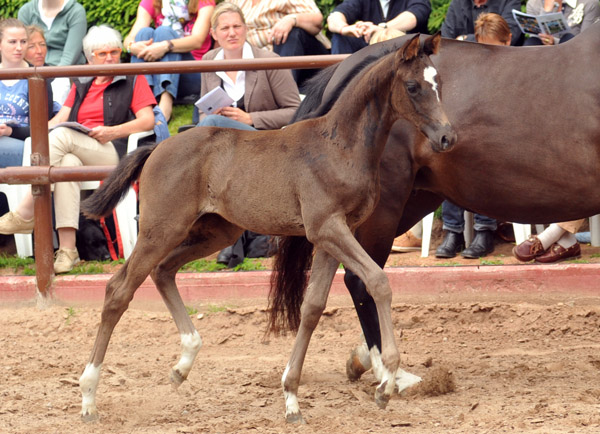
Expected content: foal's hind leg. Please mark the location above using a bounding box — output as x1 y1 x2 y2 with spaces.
282 249 339 424
149 215 242 388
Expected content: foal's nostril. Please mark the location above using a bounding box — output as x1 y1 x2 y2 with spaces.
441 136 450 150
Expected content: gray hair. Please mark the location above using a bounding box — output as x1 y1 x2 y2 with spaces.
82 25 123 61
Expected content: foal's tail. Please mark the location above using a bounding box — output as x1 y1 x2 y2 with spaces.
81 144 158 219
267 236 314 335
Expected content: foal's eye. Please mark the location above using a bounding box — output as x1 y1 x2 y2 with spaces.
405 81 419 95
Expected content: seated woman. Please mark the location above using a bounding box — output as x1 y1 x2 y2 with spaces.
0 25 156 274
25 25 71 114
18 0 87 65
124 0 215 121
0 18 53 168
197 2 300 266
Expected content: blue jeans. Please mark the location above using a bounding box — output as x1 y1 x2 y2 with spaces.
197 115 256 131
331 33 368 55
131 26 201 100
0 136 24 168
442 200 497 233
272 27 329 90
523 32 575 46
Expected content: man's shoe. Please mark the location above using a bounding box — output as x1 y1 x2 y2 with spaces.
512 236 546 262
461 230 495 259
435 231 465 258
535 242 581 263
216 245 233 264
391 232 421 253
0 211 34 234
54 248 80 274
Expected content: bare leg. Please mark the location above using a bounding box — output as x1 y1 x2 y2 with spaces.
57 227 76 250
282 249 339 424
159 91 174 122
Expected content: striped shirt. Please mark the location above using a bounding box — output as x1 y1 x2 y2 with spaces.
231 0 322 50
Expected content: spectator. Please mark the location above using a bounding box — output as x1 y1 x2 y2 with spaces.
523 0 600 46
441 0 523 45
435 13 513 260
0 18 53 168
197 2 300 267
513 220 583 263
369 27 406 45
18 0 87 66
25 25 71 113
328 0 430 54
124 0 215 121
229 0 329 90
0 25 156 274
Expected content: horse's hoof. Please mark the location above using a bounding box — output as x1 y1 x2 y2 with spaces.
81 409 99 423
395 370 422 394
170 368 185 389
286 411 306 424
346 350 368 382
374 381 391 409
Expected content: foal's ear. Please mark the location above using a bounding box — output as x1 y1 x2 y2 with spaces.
398 34 421 62
423 32 441 56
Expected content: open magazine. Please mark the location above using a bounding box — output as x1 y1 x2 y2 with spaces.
512 9 570 38
50 121 92 135
194 87 234 115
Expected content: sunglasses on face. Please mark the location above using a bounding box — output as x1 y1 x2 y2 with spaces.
92 48 122 59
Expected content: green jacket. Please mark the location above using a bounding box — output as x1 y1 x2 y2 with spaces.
18 0 87 66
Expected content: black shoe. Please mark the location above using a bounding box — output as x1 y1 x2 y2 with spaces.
435 231 465 258
216 245 233 264
461 230 495 259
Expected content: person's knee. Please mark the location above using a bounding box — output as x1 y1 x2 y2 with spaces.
59 153 83 168
136 27 155 41
197 115 222 127
153 26 178 41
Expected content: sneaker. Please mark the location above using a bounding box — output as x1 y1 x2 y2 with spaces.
0 211 34 234
391 232 422 253
54 248 80 274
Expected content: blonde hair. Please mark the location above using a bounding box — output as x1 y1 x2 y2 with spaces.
0 18 26 43
26 24 45 41
210 2 246 29
369 28 406 45
475 13 511 45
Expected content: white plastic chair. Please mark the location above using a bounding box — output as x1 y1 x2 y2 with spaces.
1 130 153 259
512 218 600 247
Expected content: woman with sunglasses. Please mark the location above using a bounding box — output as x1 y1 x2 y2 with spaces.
0 25 156 274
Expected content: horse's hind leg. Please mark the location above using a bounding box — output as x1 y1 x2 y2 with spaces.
150 215 243 388
282 249 339 424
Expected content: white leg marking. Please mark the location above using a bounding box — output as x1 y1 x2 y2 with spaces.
80 363 102 418
355 339 372 371
173 331 202 380
282 363 300 417
369 347 421 393
423 66 440 102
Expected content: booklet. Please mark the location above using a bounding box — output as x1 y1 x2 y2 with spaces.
50 121 92 135
512 9 570 38
194 87 234 115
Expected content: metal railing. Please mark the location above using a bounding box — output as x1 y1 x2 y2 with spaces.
0 55 348 297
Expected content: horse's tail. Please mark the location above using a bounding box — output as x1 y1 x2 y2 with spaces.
81 144 157 219
267 236 314 335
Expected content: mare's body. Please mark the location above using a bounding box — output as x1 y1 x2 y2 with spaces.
292 26 600 377
77 35 455 423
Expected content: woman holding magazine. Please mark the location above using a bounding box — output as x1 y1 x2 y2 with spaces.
523 0 600 45
0 25 156 274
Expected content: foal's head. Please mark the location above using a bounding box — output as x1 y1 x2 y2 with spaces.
390 34 456 152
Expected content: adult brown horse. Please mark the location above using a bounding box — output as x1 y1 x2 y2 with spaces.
287 24 600 389
77 34 455 423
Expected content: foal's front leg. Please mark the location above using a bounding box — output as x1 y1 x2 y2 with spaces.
282 249 339 424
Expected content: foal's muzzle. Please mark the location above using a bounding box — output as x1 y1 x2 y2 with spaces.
424 123 457 153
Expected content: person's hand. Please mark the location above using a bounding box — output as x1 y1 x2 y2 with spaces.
0 124 13 137
268 15 296 45
89 126 118 144
130 39 153 57
360 22 380 43
539 33 555 45
215 107 253 125
543 0 561 12
340 23 364 38
138 40 169 62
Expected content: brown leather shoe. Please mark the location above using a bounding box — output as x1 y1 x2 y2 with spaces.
535 242 581 264
512 236 546 262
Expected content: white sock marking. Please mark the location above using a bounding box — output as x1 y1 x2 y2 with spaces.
173 331 202 378
80 363 101 416
424 66 440 102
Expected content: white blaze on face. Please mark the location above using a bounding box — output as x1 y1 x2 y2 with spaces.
423 66 440 102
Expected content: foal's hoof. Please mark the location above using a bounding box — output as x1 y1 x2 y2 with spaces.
286 411 306 424
81 409 99 423
346 349 368 382
395 370 422 394
170 368 185 389
374 381 391 409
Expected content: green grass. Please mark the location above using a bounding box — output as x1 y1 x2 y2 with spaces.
186 305 199 316
65 307 77 324
479 258 504 266
206 304 229 313
169 104 194 136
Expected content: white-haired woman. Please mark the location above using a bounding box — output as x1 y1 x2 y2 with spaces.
0 25 156 274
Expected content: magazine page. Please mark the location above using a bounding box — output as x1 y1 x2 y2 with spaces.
50 121 92 135
512 10 570 37
194 87 234 115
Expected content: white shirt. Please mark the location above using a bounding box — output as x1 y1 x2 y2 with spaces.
214 42 255 107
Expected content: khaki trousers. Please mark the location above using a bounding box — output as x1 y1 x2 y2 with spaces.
49 127 119 230
557 219 585 234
